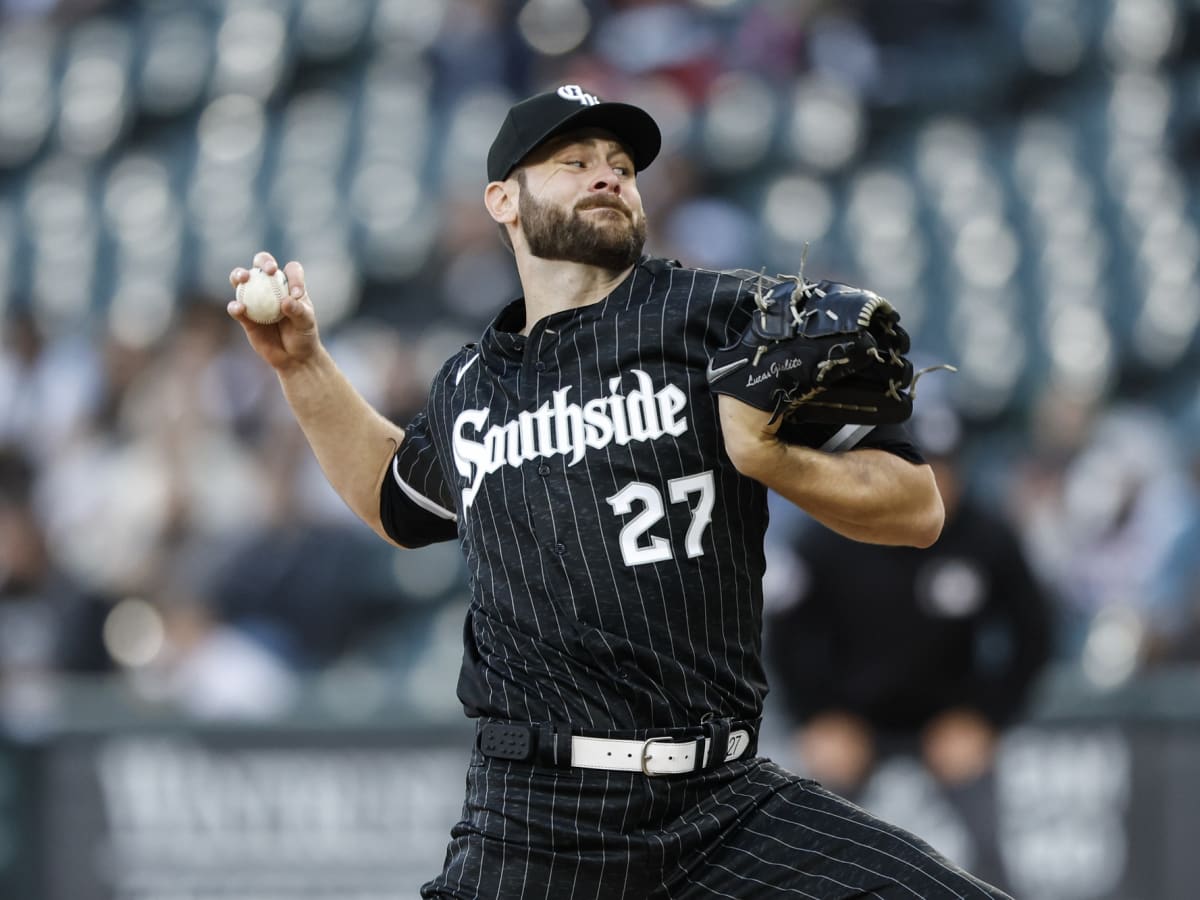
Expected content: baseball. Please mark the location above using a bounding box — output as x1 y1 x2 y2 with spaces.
236 266 288 324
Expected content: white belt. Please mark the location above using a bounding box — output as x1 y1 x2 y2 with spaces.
570 729 752 776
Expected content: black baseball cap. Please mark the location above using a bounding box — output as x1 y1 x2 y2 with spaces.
487 85 662 183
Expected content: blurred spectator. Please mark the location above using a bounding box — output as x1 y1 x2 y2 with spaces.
0 307 101 461
0 444 113 732
36 303 273 596
192 313 463 670
208 522 422 671
763 404 1053 889
1170 440 1200 662
590 0 723 102
1164 398 1200 661
1011 402 1200 680
430 0 528 108
124 538 299 721
858 0 991 42
727 0 813 84
0 0 104 22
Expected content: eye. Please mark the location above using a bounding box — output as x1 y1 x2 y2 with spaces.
613 165 631 176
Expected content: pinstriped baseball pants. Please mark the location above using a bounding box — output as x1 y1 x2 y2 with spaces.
421 747 1011 899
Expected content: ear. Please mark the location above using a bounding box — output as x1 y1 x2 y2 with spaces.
484 179 518 227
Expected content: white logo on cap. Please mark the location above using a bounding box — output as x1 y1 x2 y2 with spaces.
557 85 600 106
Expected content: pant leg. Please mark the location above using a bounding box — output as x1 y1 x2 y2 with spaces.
657 759 1012 900
940 770 1011 895
421 752 1011 900
421 751 663 900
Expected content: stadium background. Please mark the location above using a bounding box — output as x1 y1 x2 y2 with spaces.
1 0 1199 897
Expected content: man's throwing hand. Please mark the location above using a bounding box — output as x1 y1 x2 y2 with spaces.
228 251 319 369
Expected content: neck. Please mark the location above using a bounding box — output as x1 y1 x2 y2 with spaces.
514 254 635 334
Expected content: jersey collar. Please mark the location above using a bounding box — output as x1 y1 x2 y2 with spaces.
479 257 658 361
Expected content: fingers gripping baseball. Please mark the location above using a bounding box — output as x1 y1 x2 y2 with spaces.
281 260 313 320
227 252 320 368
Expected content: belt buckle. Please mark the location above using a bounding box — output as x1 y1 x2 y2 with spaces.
639 736 674 776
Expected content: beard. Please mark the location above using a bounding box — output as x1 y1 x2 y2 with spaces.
519 188 647 272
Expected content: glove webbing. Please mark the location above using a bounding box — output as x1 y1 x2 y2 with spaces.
750 275 826 367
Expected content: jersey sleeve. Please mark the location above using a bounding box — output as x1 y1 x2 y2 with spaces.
379 410 460 547
775 420 926 465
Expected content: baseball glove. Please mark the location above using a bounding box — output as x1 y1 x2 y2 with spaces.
706 275 941 426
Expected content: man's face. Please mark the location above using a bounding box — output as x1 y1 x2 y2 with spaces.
514 131 648 272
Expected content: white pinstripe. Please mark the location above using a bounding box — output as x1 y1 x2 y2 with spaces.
391 456 457 520
395 259 1005 900
409 264 774 728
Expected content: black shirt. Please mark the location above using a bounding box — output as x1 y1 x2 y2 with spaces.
382 257 922 730
765 492 1053 732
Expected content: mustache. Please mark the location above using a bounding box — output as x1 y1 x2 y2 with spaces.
576 196 630 215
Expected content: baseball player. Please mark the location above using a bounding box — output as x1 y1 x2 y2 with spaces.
229 85 1011 898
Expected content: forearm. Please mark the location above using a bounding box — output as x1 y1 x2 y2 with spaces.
277 346 406 542
718 396 942 544
762 444 943 546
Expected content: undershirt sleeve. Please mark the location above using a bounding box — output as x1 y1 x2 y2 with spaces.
379 411 460 547
776 420 927 465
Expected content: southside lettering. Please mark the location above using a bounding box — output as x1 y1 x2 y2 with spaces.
453 369 688 508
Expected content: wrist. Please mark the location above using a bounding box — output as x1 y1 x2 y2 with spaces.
723 423 789 481
716 395 790 479
275 342 332 378
275 345 341 410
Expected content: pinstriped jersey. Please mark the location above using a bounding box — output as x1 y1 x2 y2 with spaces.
381 256 921 731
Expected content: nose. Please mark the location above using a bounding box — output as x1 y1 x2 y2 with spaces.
591 167 623 195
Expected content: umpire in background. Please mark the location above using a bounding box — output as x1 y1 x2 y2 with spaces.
765 401 1054 891
228 85 1011 898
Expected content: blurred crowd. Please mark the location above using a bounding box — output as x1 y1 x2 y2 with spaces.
0 0 1199 739
0 298 467 730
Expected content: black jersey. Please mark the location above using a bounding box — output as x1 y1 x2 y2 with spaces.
381 256 922 731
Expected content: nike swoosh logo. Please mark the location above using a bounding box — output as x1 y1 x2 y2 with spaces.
705 358 748 382
455 352 481 385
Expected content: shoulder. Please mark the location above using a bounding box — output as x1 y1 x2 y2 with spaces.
642 256 767 294
441 342 479 374
429 342 481 393
639 257 768 331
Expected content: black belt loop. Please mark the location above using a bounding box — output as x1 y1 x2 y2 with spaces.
535 722 570 767
743 720 760 759
699 717 732 772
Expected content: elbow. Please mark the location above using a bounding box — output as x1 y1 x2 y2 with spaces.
908 481 946 548
909 502 945 548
